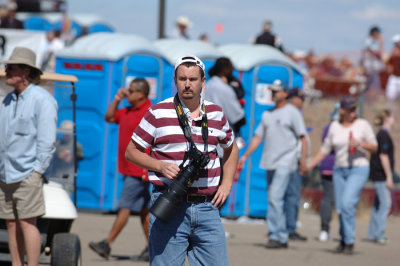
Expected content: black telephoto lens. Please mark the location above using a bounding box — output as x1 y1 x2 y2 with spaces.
150 162 199 223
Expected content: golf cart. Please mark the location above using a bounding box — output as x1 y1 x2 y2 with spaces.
0 70 81 266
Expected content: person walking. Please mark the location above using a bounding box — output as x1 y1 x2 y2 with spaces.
318 103 339 242
89 78 152 261
125 55 238 265
367 109 395 245
239 80 308 249
204 57 246 138
360 26 385 96
306 95 377 255
0 47 58 266
284 88 309 241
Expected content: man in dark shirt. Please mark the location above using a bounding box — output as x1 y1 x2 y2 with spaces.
0 2 23 29
255 20 284 52
368 109 395 245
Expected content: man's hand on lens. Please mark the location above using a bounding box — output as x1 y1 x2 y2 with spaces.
159 162 181 180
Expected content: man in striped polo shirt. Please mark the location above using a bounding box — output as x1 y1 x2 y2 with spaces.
126 55 239 265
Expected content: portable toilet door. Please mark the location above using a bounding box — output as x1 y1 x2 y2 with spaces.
55 32 165 211
218 44 305 218
153 39 223 100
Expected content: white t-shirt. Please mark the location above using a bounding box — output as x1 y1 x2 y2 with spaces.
321 119 377 168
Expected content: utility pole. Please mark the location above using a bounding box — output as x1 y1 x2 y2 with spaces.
158 0 165 39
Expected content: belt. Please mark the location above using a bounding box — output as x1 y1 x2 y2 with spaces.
153 186 214 203
185 194 214 203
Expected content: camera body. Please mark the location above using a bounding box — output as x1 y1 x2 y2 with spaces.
150 149 210 223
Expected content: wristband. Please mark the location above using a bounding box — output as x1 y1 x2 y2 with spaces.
114 94 122 101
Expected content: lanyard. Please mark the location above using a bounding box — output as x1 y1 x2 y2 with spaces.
173 94 208 166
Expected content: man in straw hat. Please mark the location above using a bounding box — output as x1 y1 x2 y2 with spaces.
173 16 192 39
0 47 57 265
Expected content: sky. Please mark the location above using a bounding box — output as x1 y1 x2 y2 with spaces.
68 0 400 55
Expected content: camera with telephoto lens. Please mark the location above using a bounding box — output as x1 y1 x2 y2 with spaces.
150 147 210 223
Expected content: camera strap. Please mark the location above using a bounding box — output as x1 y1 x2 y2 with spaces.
173 94 208 166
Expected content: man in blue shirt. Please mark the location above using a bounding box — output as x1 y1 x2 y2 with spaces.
0 47 57 266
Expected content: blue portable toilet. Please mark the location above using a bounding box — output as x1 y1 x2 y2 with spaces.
218 44 305 218
19 13 114 35
153 39 223 100
22 16 53 31
55 32 166 210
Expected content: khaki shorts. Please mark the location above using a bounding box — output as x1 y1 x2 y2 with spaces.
0 171 45 219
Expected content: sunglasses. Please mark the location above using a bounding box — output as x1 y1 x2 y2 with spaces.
128 89 142 94
5 64 24 71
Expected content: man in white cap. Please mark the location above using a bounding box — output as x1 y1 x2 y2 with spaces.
126 55 238 265
173 16 192 39
385 34 400 106
0 47 57 265
238 79 308 249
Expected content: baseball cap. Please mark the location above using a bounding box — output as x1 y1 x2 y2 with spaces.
287 88 305 100
269 79 288 92
340 95 357 109
174 55 205 75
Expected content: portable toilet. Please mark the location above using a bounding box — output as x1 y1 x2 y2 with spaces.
153 39 223 99
218 44 305 218
70 14 114 34
55 32 166 210
19 13 114 35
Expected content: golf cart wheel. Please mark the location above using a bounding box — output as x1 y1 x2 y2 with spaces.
51 233 82 266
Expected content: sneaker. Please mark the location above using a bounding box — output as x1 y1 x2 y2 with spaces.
289 232 307 241
225 231 233 239
335 241 345 253
318 231 330 242
265 239 288 249
89 239 111 259
131 246 149 262
376 237 388 245
343 244 354 255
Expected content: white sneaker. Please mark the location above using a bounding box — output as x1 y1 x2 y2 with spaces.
319 231 329 242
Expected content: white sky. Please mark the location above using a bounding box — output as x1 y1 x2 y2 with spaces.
68 0 400 55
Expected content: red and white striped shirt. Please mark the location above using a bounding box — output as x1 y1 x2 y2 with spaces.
131 97 234 195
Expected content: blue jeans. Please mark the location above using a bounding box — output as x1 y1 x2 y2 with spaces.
368 181 392 240
266 167 293 243
148 191 229 266
333 166 369 244
284 169 302 234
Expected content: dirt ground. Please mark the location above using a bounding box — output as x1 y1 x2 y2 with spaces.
65 209 400 266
